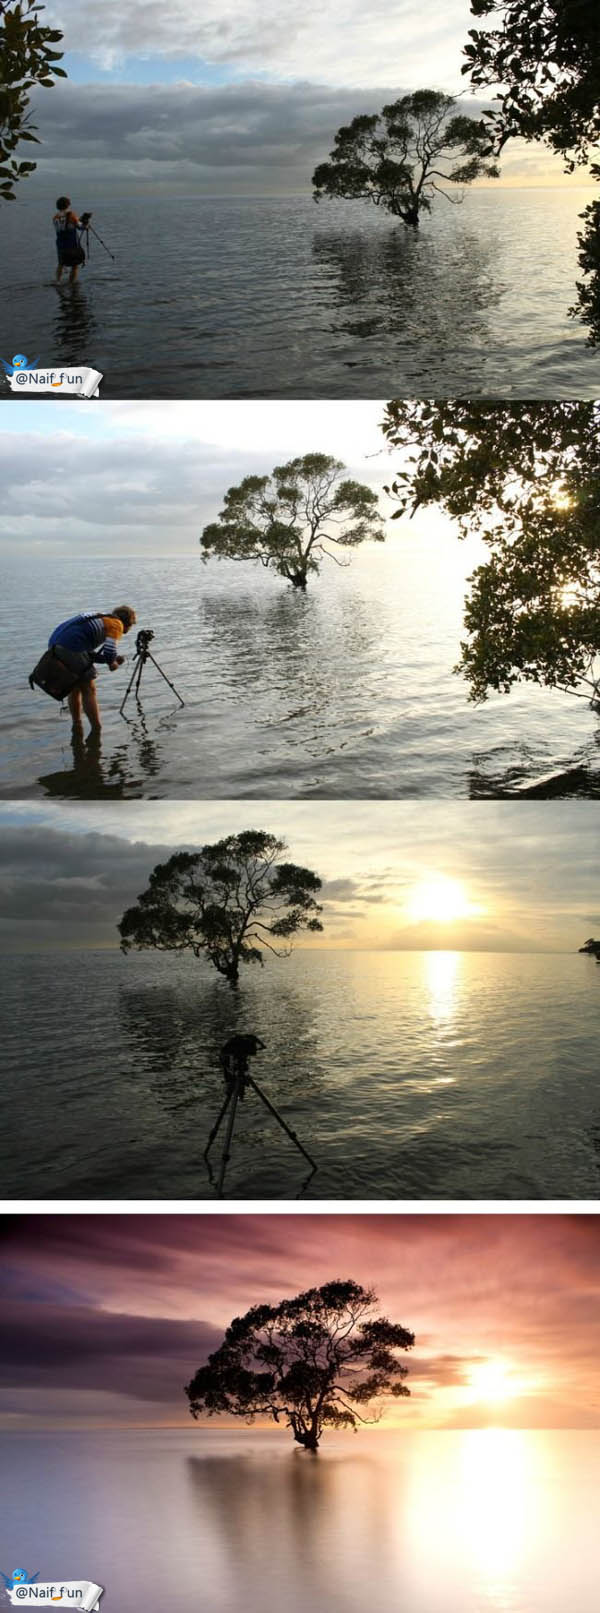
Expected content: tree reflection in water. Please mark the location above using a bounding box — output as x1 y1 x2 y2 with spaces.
312 220 505 371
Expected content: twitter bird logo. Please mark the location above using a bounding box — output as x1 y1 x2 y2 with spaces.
0 354 40 377
1 1571 40 1589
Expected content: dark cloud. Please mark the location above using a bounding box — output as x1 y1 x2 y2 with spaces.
25 79 485 195
0 826 171 946
0 1298 218 1405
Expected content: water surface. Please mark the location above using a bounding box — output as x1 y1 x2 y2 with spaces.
2 949 599 1200
2 1428 599 1613
2 550 599 800
1 191 599 397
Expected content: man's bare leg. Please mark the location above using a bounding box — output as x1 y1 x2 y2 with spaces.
68 687 83 733
56 264 64 283
69 265 80 285
82 680 102 731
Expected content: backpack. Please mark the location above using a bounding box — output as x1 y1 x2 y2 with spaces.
29 643 91 702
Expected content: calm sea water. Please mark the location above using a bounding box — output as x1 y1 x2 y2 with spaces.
1 191 599 397
2 1428 599 1613
2 949 599 1200
2 551 599 800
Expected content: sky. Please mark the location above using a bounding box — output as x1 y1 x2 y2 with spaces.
1 1211 600 1430
0 400 408 557
14 0 585 195
0 800 597 954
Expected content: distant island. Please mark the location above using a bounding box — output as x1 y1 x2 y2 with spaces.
579 938 600 961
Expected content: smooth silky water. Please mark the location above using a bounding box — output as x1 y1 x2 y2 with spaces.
2 1428 598 1613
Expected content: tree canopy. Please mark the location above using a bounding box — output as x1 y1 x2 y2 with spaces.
119 830 323 987
382 400 600 702
185 1279 415 1451
312 90 499 229
579 936 600 958
200 452 383 591
1 0 66 201
462 0 600 167
571 190 600 344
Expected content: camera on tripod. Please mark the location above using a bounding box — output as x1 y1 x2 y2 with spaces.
80 211 93 226
120 627 184 717
135 628 154 656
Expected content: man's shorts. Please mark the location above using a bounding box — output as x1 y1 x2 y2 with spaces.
56 244 86 267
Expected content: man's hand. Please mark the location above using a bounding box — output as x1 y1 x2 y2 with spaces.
109 656 125 671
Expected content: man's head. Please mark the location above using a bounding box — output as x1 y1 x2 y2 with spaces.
56 195 71 210
112 605 137 633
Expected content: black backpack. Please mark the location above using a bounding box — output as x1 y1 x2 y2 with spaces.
29 643 91 702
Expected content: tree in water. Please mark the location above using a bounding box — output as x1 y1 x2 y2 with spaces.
200 452 384 591
462 0 600 168
382 400 600 703
1 0 66 201
579 937 600 958
119 830 323 988
312 90 499 229
185 1279 415 1451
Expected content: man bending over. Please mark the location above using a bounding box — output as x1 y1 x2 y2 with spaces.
48 606 137 732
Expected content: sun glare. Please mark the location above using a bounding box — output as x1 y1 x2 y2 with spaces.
406 876 479 924
467 1360 515 1405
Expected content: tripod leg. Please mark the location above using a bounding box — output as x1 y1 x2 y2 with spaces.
119 655 140 716
146 650 185 707
248 1079 317 1170
204 1090 232 1158
134 657 144 697
216 1083 241 1198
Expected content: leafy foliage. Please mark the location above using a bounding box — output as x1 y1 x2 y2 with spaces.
462 0 600 167
0 0 66 201
201 452 384 590
312 90 499 228
186 1279 415 1450
382 400 600 702
119 829 323 987
579 936 600 956
570 184 600 344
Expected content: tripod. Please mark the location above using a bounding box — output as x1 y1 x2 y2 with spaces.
205 1043 317 1198
119 635 185 717
83 222 116 263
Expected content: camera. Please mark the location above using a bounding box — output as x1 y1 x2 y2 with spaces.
136 628 154 655
80 211 92 226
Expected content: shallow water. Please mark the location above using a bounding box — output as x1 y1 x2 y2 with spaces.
3 1428 599 1613
2 949 599 1200
1 190 599 397
2 549 599 800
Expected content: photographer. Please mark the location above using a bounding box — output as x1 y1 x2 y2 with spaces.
46 606 137 732
53 197 93 285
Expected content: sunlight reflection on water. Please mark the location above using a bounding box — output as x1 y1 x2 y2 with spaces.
2 1429 599 1613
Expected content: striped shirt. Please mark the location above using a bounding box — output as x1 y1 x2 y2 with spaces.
48 612 125 667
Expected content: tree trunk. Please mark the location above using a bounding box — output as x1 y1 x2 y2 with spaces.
293 1428 320 1451
289 569 308 590
400 203 420 229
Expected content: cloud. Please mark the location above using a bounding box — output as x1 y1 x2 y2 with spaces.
0 801 597 951
46 0 471 89
27 80 418 196
0 1299 218 1405
2 1214 600 1427
0 825 172 946
23 78 566 198
0 404 389 555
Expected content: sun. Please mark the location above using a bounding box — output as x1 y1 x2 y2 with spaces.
406 875 477 923
467 1360 514 1405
